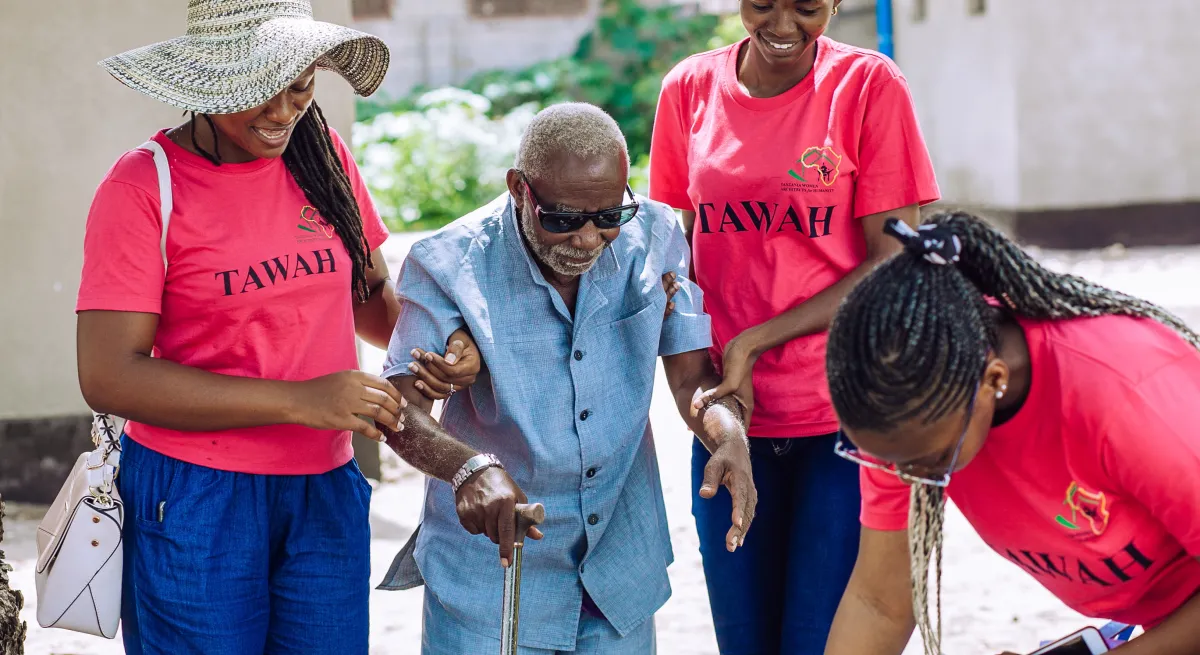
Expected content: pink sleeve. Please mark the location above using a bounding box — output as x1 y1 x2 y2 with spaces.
648 73 695 212
853 75 941 219
330 127 390 252
1101 355 1200 555
76 166 166 315
860 466 911 531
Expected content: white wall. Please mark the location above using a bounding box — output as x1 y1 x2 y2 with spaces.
893 0 1200 212
355 0 602 100
893 0 1019 210
1015 0 1200 210
0 0 356 421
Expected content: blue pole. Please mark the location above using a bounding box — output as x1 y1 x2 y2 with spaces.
876 0 895 60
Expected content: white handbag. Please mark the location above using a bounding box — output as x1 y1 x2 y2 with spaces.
34 139 173 638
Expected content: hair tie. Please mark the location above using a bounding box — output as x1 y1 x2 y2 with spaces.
883 217 962 266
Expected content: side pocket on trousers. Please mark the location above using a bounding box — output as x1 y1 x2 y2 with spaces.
128 445 186 532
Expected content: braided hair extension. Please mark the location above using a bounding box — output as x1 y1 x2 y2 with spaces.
190 112 222 166
188 103 374 302
282 102 373 302
826 210 1200 654
909 484 944 655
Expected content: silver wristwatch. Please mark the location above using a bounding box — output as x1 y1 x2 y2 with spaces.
451 453 504 493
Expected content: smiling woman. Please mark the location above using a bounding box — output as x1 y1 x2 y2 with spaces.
648 0 940 652
72 2 482 653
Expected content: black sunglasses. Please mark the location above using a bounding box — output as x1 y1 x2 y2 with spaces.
521 176 640 234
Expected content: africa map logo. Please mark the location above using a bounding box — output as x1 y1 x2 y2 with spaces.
1055 481 1111 536
297 205 334 238
787 146 842 187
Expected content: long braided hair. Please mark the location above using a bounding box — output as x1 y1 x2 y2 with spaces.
825 210 1200 655
188 102 374 302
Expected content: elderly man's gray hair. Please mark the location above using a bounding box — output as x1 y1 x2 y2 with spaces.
513 103 630 181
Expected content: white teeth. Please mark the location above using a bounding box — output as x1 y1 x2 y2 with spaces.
764 37 798 51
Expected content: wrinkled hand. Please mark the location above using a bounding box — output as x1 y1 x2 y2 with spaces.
292 370 406 442
408 328 482 401
693 412 756 552
455 466 544 567
662 271 682 318
692 333 757 427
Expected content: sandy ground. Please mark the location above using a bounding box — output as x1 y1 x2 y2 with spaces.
7 238 1197 655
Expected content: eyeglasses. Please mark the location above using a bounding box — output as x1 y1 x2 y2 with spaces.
521 175 640 234
833 384 980 487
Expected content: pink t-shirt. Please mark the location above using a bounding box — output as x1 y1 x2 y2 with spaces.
76 129 390 475
649 37 940 437
861 315 1200 628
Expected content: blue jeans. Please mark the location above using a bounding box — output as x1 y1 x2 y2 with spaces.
692 434 861 655
117 436 372 655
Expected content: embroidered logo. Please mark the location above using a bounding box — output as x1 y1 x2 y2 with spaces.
297 205 335 239
787 146 842 187
1055 481 1111 536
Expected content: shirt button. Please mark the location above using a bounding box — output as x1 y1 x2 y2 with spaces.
586 467 597 478
588 514 600 526
579 410 590 421
574 350 584 361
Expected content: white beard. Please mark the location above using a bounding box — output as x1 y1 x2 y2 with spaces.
518 199 609 278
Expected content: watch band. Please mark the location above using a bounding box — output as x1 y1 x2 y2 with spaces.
451 453 504 493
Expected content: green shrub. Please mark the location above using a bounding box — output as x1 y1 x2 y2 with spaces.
354 1 743 232
353 88 536 232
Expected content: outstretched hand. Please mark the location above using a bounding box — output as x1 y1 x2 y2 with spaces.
691 387 757 552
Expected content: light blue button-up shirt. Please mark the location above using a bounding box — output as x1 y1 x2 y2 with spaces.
379 192 711 650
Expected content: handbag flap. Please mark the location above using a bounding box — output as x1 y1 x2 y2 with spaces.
36 453 91 572
34 497 123 624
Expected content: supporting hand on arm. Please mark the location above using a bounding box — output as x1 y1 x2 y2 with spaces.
405 328 483 401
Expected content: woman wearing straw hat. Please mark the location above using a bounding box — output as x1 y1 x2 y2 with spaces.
74 1 496 652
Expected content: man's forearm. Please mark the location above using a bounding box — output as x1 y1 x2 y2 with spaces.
663 351 747 452
382 375 478 482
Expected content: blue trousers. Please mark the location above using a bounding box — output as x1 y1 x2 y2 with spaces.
691 434 861 655
420 589 656 654
117 436 373 655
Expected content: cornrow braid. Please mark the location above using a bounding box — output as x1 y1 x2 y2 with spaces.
826 210 1200 655
829 209 1199 434
283 101 374 303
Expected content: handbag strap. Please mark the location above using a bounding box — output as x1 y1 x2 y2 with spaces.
88 139 173 501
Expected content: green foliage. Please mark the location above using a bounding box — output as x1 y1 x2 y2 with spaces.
353 89 536 232
457 0 741 162
354 1 743 232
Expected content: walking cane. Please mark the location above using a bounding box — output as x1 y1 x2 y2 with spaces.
500 503 545 655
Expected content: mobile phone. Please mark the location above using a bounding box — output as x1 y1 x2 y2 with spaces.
1028 626 1109 654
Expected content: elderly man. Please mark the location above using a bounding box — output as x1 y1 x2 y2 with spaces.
378 102 755 654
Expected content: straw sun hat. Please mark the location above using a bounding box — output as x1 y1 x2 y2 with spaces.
100 0 389 115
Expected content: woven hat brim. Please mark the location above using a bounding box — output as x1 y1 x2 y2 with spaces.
99 18 390 115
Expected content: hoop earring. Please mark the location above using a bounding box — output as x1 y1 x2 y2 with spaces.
832 4 839 15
